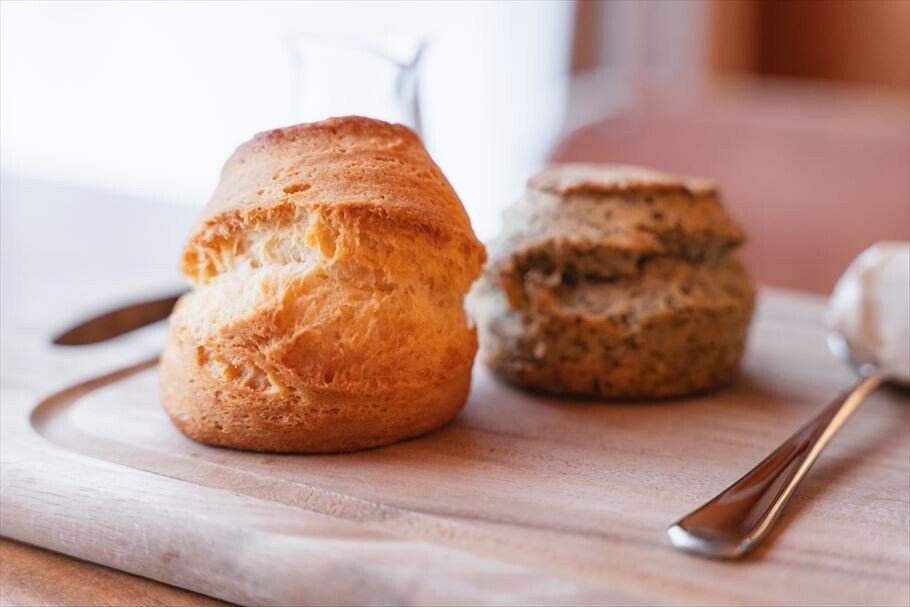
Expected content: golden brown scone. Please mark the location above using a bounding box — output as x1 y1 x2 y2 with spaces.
161 116 486 452
469 163 755 399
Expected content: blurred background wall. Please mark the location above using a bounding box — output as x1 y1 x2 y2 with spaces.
709 0 910 88
572 0 910 87
2 0 908 293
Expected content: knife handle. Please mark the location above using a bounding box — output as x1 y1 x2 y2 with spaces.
667 372 885 559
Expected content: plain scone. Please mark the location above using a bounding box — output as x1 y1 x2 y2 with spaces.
160 116 486 452
469 164 755 399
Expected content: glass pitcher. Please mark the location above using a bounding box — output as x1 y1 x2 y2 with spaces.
289 33 425 135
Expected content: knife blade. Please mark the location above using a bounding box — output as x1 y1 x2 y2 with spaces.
53 291 186 346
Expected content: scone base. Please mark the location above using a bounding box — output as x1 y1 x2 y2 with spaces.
479 300 753 400
159 348 472 453
483 354 743 400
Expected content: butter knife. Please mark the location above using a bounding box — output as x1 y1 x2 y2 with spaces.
53 292 185 346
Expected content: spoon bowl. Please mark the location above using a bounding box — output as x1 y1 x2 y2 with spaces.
827 332 910 388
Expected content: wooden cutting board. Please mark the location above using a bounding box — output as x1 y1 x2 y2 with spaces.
1 177 908 606
1 290 908 606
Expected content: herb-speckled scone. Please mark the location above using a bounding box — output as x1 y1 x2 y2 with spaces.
161 117 486 452
469 164 754 398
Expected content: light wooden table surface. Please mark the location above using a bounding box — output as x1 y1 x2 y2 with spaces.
0 538 231 607
0 175 227 606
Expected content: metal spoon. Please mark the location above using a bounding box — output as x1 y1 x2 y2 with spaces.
666 332 909 559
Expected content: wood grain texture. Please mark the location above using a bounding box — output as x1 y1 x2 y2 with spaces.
2 291 909 606
0 538 232 607
1 168 909 604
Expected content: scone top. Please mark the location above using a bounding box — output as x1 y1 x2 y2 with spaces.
181 116 485 285
529 163 716 198
490 163 747 276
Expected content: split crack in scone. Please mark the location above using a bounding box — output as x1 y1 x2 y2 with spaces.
160 117 486 453
469 163 755 399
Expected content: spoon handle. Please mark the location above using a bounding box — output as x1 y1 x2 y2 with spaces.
667 373 885 559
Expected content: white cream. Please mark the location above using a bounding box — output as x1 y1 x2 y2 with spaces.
827 242 910 381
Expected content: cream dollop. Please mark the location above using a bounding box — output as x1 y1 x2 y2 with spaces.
827 241 910 381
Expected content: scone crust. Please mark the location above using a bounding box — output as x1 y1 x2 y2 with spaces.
162 116 485 452
183 116 484 284
529 163 717 197
471 163 755 399
161 334 472 452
